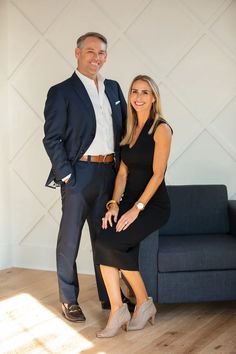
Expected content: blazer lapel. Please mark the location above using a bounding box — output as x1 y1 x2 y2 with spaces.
70 72 96 120
70 73 121 131
104 80 120 127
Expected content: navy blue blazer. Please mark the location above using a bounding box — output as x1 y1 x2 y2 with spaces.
43 72 127 188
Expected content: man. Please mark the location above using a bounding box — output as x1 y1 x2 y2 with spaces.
43 32 129 322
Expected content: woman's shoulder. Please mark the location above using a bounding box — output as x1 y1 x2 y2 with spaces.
153 117 173 135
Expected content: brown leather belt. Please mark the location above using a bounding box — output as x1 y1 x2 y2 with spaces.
79 154 114 163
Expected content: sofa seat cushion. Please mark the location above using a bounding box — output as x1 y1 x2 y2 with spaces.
158 235 236 272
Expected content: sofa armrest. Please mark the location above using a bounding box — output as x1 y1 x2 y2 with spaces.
139 230 159 302
228 200 236 236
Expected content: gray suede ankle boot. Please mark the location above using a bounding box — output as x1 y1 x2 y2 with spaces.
96 303 131 338
127 297 156 331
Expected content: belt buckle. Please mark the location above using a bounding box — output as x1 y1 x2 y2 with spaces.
102 155 107 162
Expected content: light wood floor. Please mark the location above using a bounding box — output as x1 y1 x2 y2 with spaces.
1 268 236 354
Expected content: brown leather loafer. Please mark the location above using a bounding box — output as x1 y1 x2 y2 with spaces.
62 303 86 322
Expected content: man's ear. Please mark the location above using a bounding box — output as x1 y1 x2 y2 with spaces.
75 47 80 59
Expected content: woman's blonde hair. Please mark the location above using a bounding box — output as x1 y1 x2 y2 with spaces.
121 75 163 146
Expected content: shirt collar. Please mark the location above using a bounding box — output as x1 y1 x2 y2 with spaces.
75 69 105 87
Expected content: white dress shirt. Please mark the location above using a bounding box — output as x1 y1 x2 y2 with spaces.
76 69 114 155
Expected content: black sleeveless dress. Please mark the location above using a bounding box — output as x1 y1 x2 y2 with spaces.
94 118 171 270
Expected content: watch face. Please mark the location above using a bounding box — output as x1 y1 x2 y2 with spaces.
136 202 145 210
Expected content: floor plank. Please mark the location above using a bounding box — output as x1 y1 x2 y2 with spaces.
0 268 236 354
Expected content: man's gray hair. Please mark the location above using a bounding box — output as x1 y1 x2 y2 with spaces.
76 32 107 48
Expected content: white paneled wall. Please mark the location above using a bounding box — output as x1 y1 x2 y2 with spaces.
0 0 11 268
5 0 236 272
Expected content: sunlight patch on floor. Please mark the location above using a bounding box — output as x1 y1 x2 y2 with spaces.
0 293 94 354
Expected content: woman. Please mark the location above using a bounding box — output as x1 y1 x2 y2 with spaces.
95 75 172 338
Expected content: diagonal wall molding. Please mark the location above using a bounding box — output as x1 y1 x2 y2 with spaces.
6 0 236 271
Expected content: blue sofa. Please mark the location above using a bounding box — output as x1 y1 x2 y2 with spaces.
139 185 236 303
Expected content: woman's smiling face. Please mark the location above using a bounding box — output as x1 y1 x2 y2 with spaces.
130 80 155 115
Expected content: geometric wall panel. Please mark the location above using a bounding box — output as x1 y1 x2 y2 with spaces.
12 0 70 33
7 1 236 272
160 83 203 162
21 215 58 248
10 169 44 242
11 41 72 118
210 0 236 55
182 0 225 23
49 199 62 225
94 0 150 30
211 96 236 157
167 131 236 197
12 129 59 208
8 2 39 75
126 0 200 72
168 35 236 122
9 86 40 160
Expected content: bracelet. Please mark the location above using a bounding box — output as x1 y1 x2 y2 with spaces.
106 199 118 210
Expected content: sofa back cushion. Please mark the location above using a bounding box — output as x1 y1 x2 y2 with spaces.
160 185 229 235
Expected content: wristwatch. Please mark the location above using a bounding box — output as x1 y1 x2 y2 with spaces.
135 201 145 211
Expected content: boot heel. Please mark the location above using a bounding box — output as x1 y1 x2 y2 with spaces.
149 314 155 325
122 321 129 331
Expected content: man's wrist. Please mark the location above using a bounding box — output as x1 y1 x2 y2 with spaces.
62 173 71 183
